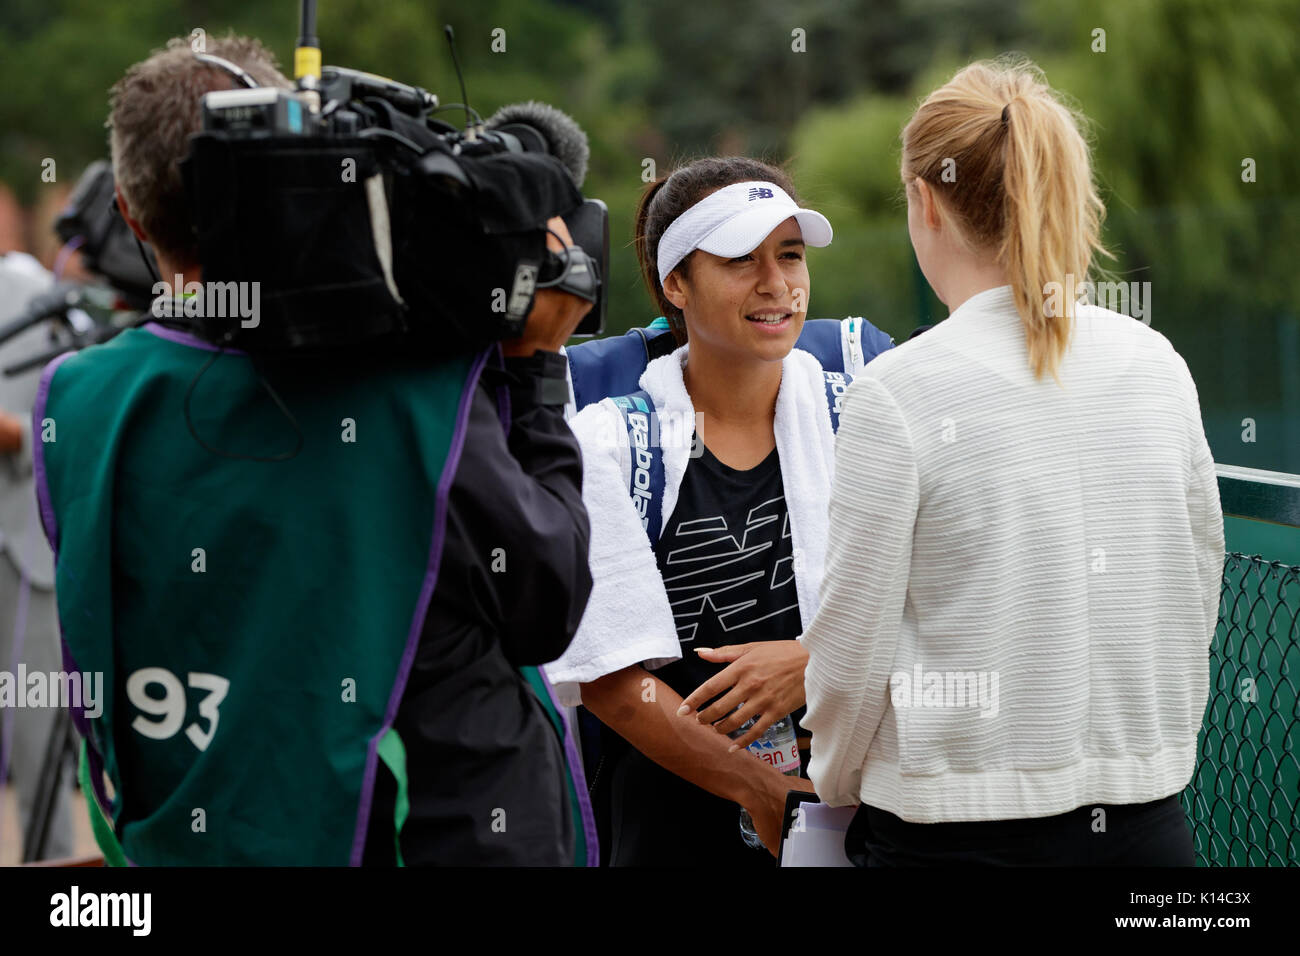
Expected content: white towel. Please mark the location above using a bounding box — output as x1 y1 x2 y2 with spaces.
545 343 838 706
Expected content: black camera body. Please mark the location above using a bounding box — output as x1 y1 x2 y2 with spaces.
181 64 607 355
54 159 159 310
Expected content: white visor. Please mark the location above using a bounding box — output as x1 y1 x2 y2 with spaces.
656 180 833 284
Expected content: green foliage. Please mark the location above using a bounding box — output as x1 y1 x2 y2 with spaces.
786 94 922 336
1024 0 1300 318
792 95 912 217
0 0 1295 467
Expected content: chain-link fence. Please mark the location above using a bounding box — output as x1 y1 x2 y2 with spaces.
1184 553 1300 865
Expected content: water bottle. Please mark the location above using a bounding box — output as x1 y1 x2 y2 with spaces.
729 714 801 850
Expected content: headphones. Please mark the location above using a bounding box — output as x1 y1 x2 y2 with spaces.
117 54 263 288
193 52 259 89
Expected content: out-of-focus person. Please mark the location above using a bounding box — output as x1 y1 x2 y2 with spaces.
0 250 76 861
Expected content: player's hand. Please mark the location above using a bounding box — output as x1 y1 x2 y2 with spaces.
745 771 817 858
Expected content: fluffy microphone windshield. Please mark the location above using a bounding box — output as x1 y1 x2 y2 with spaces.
485 101 590 187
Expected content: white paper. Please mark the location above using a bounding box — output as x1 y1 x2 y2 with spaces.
779 803 858 867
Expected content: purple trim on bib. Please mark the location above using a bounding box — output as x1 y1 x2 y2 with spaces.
349 347 492 866
61 640 112 803
535 667 600 867
142 321 247 354
32 351 74 553
33 353 131 861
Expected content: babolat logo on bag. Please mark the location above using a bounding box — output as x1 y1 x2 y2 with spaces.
612 395 656 528
821 370 852 433
747 187 775 201
825 371 848 414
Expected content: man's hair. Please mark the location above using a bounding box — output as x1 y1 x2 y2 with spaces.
108 33 291 267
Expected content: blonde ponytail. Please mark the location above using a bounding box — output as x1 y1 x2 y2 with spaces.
902 58 1108 380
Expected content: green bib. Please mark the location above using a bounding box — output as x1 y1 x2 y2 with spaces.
35 325 588 865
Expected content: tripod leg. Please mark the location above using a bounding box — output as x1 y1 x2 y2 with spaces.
21 707 74 863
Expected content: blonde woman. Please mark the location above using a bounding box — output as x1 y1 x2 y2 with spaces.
798 59 1224 865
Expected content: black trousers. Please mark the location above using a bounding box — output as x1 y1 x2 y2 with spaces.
846 793 1195 866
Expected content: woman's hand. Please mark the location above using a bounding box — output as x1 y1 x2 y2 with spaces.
676 639 809 749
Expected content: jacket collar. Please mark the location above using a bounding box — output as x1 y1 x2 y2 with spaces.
945 284 1018 326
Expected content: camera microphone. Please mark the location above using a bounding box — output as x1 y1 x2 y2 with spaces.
484 101 590 187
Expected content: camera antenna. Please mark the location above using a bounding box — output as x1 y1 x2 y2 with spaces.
295 0 322 111
444 25 478 140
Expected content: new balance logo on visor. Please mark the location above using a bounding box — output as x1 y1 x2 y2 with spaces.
655 180 832 284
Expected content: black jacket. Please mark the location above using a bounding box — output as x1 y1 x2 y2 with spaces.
364 349 592 865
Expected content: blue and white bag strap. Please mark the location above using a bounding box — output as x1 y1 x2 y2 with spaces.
840 317 868 374
822 369 852 434
610 389 667 549
840 315 900 372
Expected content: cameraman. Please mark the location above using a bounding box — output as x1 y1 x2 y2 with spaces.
34 34 595 865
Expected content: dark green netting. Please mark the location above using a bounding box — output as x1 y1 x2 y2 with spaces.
1185 554 1299 866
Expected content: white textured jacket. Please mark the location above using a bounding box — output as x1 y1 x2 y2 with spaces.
802 285 1224 822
